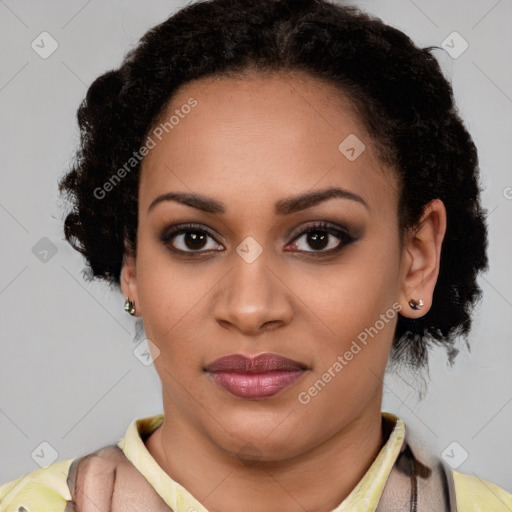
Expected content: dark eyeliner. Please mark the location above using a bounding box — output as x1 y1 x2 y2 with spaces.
159 221 358 256
288 221 357 256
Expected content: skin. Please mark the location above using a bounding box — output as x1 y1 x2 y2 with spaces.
121 70 446 512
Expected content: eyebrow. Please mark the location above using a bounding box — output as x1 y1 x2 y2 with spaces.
147 186 369 215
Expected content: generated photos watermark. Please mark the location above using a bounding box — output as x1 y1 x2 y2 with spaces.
297 301 403 405
93 97 198 200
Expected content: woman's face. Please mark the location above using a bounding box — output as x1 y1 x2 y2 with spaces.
122 71 419 460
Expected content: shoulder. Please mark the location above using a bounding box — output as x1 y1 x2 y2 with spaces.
0 458 74 512
0 444 133 512
1 443 172 512
0 445 134 512
0 415 166 512
452 469 512 511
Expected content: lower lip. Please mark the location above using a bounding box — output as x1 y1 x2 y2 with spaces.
209 370 305 399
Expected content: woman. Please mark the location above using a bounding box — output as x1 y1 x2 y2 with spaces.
1 0 510 510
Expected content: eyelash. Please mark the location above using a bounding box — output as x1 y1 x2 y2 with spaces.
160 222 357 258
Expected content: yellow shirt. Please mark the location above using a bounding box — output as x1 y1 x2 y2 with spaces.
1 412 510 511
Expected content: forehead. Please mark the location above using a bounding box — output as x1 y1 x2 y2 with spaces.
139 71 398 217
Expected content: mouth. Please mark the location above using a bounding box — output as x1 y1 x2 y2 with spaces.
204 353 309 400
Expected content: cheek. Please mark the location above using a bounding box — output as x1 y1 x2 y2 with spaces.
293 268 400 434
295 231 400 338
290 231 401 405
135 230 191 311
134 239 221 365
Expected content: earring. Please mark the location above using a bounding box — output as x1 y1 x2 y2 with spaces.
124 297 136 316
408 298 424 311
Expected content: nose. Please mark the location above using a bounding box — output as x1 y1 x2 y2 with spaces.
211 251 294 335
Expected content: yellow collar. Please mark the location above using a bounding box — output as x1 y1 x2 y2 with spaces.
118 411 405 511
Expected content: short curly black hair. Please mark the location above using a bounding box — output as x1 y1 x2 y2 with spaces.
58 0 489 370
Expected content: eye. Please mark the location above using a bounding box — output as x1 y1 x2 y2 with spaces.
286 222 355 255
160 221 356 257
160 224 223 254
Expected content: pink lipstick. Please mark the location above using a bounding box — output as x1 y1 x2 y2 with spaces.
205 353 308 400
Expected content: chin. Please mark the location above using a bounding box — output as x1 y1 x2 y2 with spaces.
211 420 311 463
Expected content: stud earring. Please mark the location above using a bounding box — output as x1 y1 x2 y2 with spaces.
408 298 424 311
124 297 136 316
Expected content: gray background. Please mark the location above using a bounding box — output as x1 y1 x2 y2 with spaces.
1 0 511 494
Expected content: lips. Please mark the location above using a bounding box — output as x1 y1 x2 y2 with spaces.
205 353 308 373
205 353 308 400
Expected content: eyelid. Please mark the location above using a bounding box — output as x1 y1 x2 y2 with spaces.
289 221 351 240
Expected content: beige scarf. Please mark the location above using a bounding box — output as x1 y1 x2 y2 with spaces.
64 435 456 511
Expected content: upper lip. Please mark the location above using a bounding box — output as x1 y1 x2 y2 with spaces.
205 353 308 373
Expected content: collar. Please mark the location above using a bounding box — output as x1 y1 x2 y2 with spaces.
118 411 405 511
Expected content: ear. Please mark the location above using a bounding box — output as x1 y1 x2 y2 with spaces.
398 199 447 318
120 240 141 317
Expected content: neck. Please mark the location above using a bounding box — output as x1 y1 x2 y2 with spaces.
144 400 387 512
